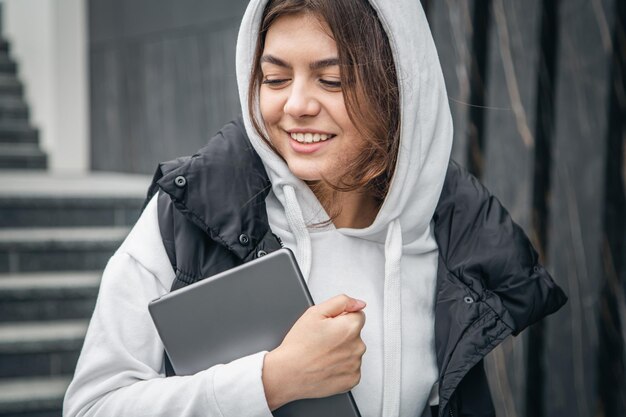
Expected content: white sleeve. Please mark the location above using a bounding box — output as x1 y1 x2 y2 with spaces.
63 195 274 417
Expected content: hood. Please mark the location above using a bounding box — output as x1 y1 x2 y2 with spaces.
235 0 453 247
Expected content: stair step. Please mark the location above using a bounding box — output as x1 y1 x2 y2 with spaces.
0 196 143 229
0 320 87 379
0 272 100 322
0 171 152 197
0 376 71 416
0 56 17 74
0 143 46 170
0 227 129 273
0 272 100 295
0 122 38 144
0 172 149 228
0 98 28 120
0 75 23 96
0 320 87 353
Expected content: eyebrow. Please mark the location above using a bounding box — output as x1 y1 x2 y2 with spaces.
260 54 339 70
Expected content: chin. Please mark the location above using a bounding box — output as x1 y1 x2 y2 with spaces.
287 165 322 182
291 171 322 182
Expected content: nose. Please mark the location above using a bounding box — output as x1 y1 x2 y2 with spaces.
283 82 321 118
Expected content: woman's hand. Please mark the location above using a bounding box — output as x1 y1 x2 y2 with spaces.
262 294 367 410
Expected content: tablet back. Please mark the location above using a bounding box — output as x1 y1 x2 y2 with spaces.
149 248 361 417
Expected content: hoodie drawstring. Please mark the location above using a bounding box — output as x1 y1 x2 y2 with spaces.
283 185 312 281
283 184 403 417
382 219 402 417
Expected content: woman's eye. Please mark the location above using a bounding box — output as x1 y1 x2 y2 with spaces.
262 78 289 87
320 79 342 89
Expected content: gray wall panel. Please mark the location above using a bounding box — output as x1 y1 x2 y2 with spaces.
88 0 124 44
90 46 128 172
429 0 474 167
90 0 248 42
89 0 247 173
545 0 614 416
482 0 540 230
481 2 542 417
199 25 241 137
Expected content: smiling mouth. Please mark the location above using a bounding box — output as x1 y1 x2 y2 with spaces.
289 132 336 144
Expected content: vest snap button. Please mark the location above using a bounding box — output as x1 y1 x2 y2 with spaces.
239 234 250 245
257 250 267 257
463 296 474 304
174 175 187 188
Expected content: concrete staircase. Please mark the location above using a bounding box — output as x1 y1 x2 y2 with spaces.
0 38 46 170
0 35 152 417
0 173 150 417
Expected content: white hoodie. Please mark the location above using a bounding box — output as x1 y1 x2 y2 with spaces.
237 0 452 415
63 0 452 416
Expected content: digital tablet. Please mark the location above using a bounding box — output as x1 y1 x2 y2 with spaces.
149 248 362 417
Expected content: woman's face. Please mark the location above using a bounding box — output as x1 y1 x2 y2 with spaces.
259 13 365 183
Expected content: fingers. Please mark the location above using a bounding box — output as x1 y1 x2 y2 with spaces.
343 297 367 313
333 309 366 334
356 339 367 357
315 294 366 318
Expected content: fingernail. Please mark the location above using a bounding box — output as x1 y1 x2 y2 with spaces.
354 299 366 308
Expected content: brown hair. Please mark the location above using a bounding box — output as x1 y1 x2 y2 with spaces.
248 0 400 214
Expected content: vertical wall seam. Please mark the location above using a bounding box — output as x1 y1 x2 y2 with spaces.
527 1 560 417
598 0 626 413
466 0 492 179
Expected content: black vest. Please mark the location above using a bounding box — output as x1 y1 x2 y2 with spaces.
144 117 567 417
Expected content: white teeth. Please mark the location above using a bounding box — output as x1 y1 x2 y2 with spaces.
290 132 333 143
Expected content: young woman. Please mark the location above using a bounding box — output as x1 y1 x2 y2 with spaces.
63 0 567 416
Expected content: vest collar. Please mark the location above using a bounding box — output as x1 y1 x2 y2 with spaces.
156 116 273 260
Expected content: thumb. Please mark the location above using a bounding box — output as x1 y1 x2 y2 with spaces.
316 294 366 318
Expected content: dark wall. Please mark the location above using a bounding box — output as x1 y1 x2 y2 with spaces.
89 0 248 173
428 1 626 417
